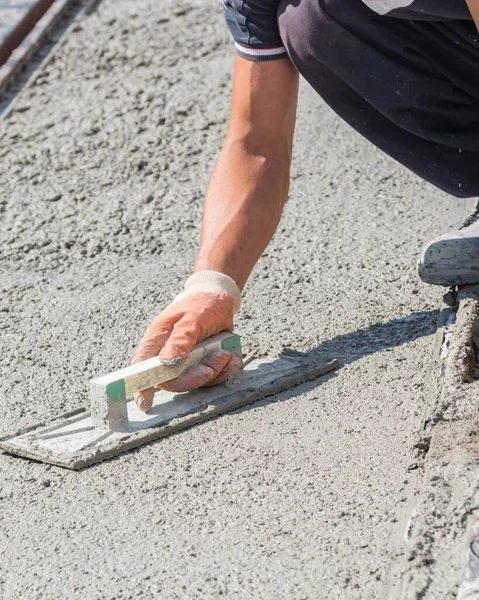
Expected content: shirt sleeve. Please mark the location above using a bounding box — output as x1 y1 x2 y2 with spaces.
223 0 287 61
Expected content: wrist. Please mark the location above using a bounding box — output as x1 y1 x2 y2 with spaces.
175 270 241 313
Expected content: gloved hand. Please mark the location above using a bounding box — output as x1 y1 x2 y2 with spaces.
132 271 242 412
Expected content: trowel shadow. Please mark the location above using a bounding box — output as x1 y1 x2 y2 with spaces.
131 353 331 424
119 309 443 465
228 308 441 415
306 308 442 366
141 309 442 427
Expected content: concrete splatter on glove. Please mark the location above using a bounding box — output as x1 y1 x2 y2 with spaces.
132 271 242 412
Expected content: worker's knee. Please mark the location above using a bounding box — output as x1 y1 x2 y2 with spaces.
278 0 337 75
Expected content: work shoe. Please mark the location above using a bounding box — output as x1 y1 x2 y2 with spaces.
418 200 479 286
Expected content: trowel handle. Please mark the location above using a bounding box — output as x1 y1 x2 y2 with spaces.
90 332 242 404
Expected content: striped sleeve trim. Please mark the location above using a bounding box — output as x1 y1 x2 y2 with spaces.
234 42 287 61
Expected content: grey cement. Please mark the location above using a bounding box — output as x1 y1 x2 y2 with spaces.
398 419 479 599
386 290 479 598
419 288 479 598
0 0 469 598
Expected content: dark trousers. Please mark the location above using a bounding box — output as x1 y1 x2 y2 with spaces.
278 0 479 198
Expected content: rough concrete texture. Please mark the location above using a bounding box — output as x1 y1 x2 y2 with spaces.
0 0 469 598
397 420 479 599
391 289 479 598
438 290 479 422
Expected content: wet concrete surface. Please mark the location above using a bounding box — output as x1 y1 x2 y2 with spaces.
0 0 466 598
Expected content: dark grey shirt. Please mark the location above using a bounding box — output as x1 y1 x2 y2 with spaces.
223 0 472 61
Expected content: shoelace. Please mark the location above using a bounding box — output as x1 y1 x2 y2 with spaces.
460 199 479 229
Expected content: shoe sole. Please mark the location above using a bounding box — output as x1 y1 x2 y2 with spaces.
418 262 479 286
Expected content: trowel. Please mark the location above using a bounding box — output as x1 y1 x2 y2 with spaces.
0 332 338 470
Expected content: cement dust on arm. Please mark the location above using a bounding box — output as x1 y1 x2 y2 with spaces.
133 56 299 410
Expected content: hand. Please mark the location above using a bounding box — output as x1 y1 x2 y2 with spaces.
132 291 242 411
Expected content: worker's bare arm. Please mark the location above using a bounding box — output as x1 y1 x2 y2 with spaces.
466 0 479 30
133 56 298 403
194 55 299 290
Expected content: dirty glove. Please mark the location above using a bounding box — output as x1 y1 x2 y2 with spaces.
132 271 242 412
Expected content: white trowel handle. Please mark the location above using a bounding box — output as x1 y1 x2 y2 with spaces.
124 332 241 396
90 332 242 404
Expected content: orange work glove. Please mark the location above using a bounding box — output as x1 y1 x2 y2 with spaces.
132 271 242 412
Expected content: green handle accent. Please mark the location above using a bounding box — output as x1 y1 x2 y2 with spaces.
106 379 127 403
221 333 241 354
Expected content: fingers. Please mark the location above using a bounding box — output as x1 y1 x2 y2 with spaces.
132 316 174 412
137 351 242 409
134 291 235 366
160 350 231 392
159 316 199 363
160 364 215 393
135 387 155 412
204 354 243 387
160 350 241 393
132 315 173 364
200 349 232 373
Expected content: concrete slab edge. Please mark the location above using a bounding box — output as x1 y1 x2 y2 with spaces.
385 305 452 599
0 0 100 112
0 0 78 97
387 288 479 599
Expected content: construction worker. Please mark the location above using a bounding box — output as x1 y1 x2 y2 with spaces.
133 0 479 410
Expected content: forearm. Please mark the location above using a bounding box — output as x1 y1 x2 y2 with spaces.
194 137 291 290
194 56 299 290
135 56 298 396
